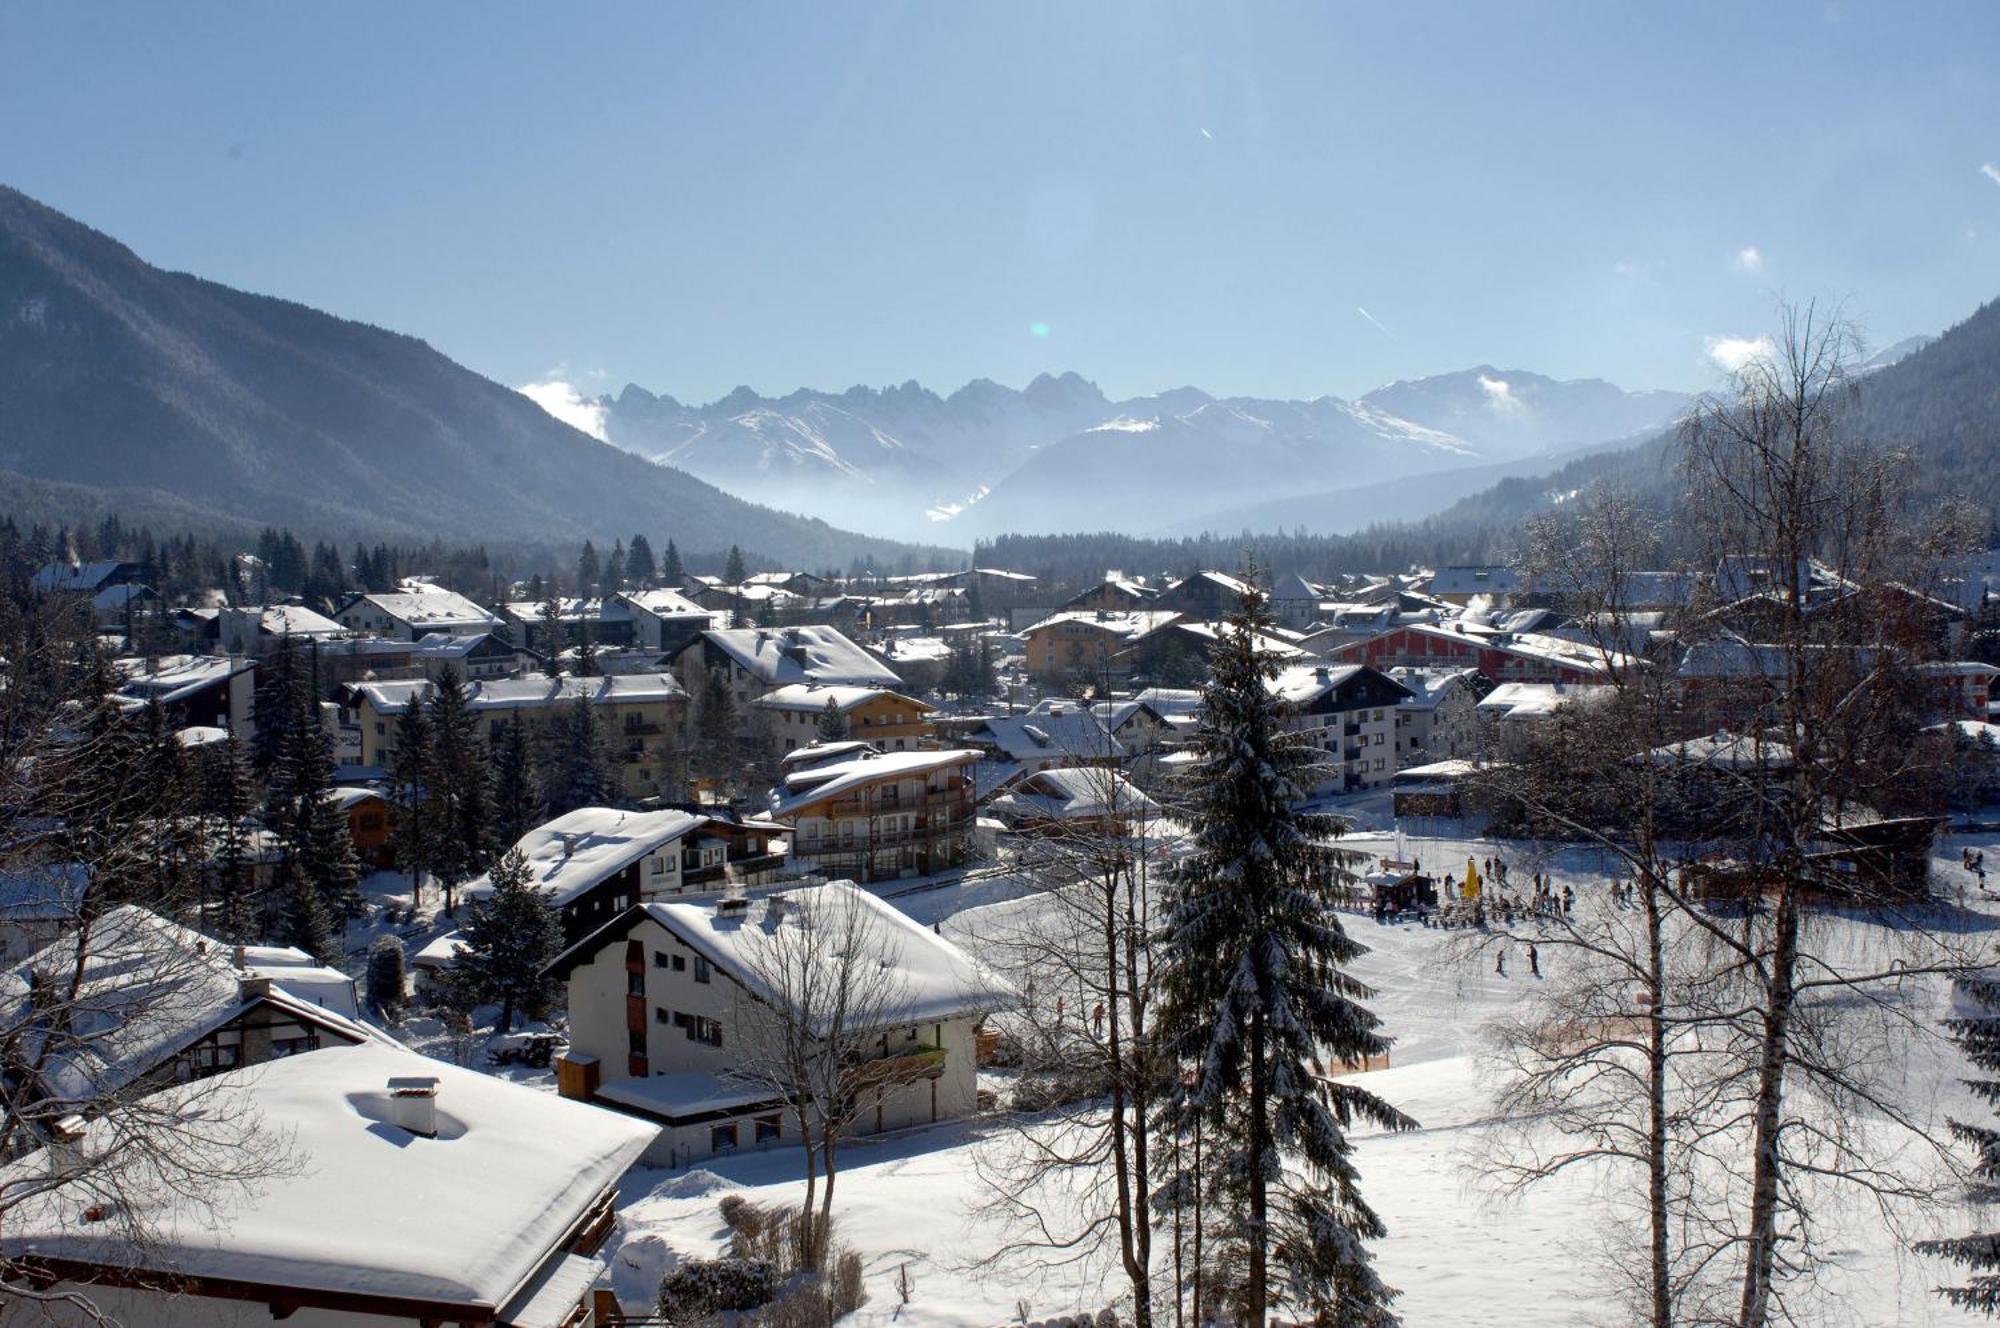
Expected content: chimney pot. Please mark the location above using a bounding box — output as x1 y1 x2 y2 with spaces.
387 1076 441 1137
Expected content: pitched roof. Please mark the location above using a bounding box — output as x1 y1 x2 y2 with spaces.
466 807 709 907
970 703 1124 762
1020 609 1182 639
989 767 1160 823
694 626 901 688
751 683 932 714
770 748 978 818
1426 566 1522 597
635 880 1013 1030
0 1041 657 1313
349 672 686 716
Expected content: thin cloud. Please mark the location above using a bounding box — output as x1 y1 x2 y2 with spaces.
1981 163 2000 188
1478 373 1524 414
519 378 609 440
1707 334 1776 374
1735 245 1763 272
1355 306 1394 338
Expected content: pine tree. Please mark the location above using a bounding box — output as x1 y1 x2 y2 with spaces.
451 848 562 1034
605 539 626 591
724 544 747 586
301 786 364 924
695 668 739 786
627 534 657 587
276 869 337 963
426 667 495 911
545 697 618 815
816 697 850 742
492 712 544 846
206 735 257 942
577 540 601 593
539 588 565 673
661 539 684 584
366 934 408 1018
1153 584 1415 1328
573 615 601 676
388 699 436 907
1917 976 2000 1313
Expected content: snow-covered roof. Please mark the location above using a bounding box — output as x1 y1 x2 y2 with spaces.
1634 732 1795 772
1267 662 1367 705
0 861 90 922
970 705 1123 763
698 625 902 688
1393 758 1480 781
467 807 710 907
0 1041 657 1313
231 603 344 636
350 671 686 717
411 929 471 968
3 906 380 1102
778 740 880 771
988 767 1160 823
1159 619 1307 660
114 654 252 705
876 635 951 663
1020 609 1182 640
771 748 979 818
174 724 233 747
1476 681 1610 720
596 1069 784 1119
621 587 715 617
31 560 130 593
751 683 931 715
1427 566 1522 597
638 880 1013 1030
348 587 501 632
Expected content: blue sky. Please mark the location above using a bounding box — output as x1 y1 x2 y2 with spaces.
5 2 1999 412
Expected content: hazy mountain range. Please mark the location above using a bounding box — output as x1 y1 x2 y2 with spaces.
0 186 951 567
597 366 1700 540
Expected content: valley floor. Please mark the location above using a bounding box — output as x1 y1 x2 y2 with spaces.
594 828 2000 1327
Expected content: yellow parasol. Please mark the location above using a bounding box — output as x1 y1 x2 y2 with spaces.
1462 856 1482 900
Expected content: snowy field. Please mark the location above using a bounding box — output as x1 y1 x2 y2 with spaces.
587 828 2000 1327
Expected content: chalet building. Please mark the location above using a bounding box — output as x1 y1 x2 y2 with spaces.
1389 667 1494 765
342 673 688 799
327 786 396 869
959 700 1125 794
1476 681 1613 758
1268 664 1415 794
2 1040 656 1328
463 806 787 945
30 559 143 596
768 748 980 883
547 881 1010 1166
90 582 158 631
1094 688 1204 755
749 683 935 753
498 597 639 653
1058 573 1161 613
1019 610 1183 682
1269 572 1328 627
1326 622 1614 684
215 604 343 654
1424 566 1522 606
618 587 723 653
1158 569 1260 619
668 625 902 723
987 766 1161 835
4 907 379 1107
333 581 501 640
114 654 258 735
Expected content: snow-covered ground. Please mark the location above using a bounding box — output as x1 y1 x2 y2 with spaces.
591 828 2000 1326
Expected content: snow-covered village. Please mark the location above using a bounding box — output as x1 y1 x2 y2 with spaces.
7 7 2000 1328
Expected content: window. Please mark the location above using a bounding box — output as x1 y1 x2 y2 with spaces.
655 1006 674 1024
653 950 672 968
694 956 712 984
650 856 666 875
690 1016 724 1047
628 1029 646 1056
272 1033 322 1058
627 970 645 997
711 1123 739 1152
755 1115 782 1143
672 954 687 972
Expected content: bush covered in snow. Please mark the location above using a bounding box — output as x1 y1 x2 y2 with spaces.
656 1256 779 1324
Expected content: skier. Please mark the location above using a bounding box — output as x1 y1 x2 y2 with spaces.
1495 947 1507 977
1562 884 1575 916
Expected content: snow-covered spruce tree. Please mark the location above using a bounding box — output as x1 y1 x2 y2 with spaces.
205 734 257 941
544 696 618 816
1917 975 2000 1314
426 665 495 912
491 711 544 846
388 697 436 907
450 847 562 1034
1153 583 1415 1328
816 696 850 742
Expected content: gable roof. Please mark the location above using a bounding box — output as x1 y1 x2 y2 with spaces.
750 683 933 715
348 671 686 717
466 807 709 907
989 766 1160 823
690 626 901 688
770 748 979 818
0 1040 657 1314
555 880 1012 1031
1266 663 1414 707
969 704 1124 762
